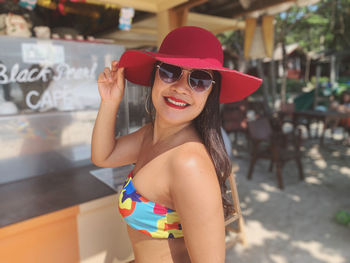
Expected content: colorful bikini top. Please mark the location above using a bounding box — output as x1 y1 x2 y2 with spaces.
118 170 183 239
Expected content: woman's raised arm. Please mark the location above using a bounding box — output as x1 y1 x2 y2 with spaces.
91 60 147 168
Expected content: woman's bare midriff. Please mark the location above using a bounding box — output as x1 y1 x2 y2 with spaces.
127 226 191 263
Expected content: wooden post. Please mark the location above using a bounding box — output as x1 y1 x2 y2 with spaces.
313 64 321 109
330 54 336 88
269 59 277 109
156 0 207 48
157 8 189 48
305 55 311 82
257 58 271 114
157 10 172 48
281 41 287 105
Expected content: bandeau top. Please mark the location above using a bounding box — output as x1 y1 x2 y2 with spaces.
118 170 183 238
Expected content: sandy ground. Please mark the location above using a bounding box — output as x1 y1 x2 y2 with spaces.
225 128 350 263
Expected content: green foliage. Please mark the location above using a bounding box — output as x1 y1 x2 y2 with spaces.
305 14 328 25
310 76 329 84
335 210 350 226
336 81 350 95
276 78 306 93
217 30 244 56
276 0 350 52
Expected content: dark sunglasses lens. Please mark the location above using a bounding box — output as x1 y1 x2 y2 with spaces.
158 63 182 83
189 70 213 92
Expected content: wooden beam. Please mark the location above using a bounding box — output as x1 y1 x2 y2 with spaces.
188 12 245 31
99 2 246 49
210 25 244 34
156 0 193 12
100 12 245 48
131 12 245 31
112 39 157 48
87 0 188 13
231 0 296 18
130 27 158 35
172 0 207 11
90 0 154 12
197 1 241 17
156 0 208 47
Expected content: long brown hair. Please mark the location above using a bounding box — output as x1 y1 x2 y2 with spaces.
147 64 233 217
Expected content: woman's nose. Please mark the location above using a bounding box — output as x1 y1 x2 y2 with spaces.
171 71 191 93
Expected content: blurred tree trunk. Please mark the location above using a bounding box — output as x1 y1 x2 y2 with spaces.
269 59 277 109
218 30 249 74
313 64 321 109
281 40 287 105
304 55 311 82
256 59 271 114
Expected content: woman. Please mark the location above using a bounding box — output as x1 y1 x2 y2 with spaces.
91 26 261 262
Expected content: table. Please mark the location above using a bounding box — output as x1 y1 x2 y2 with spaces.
290 110 350 145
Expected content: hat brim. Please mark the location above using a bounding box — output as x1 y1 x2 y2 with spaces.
118 49 262 103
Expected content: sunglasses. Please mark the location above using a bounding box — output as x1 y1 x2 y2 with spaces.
156 62 215 92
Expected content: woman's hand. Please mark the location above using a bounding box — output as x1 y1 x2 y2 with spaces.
97 60 125 103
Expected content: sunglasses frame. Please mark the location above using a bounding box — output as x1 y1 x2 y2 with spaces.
156 62 215 92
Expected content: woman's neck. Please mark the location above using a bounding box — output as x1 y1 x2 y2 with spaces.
152 117 193 145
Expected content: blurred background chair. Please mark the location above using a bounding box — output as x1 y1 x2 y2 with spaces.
246 117 304 189
278 102 312 137
279 102 295 125
247 100 267 120
222 100 248 145
225 166 247 248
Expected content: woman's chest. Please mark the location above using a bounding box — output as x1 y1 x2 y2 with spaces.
132 149 174 210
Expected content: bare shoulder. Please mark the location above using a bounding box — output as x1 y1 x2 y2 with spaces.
171 142 214 170
168 142 225 262
169 142 219 195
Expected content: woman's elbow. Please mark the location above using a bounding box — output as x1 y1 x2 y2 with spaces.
91 156 109 168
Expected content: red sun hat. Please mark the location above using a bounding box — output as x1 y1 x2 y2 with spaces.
118 26 262 103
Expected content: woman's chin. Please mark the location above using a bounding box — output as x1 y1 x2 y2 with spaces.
155 112 194 127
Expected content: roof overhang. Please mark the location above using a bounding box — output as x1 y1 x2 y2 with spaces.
99 12 245 48
90 0 320 48
86 0 189 12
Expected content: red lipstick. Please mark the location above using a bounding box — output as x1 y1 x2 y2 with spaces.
164 96 189 109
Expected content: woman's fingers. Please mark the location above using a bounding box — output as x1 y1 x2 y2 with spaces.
97 62 124 101
98 62 122 85
111 60 119 72
97 72 107 83
117 67 125 88
104 67 112 81
111 61 119 81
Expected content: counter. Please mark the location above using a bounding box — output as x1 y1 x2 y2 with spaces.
0 35 143 263
0 165 116 227
0 165 134 263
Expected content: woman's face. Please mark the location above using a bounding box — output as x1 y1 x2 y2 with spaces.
151 65 213 126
